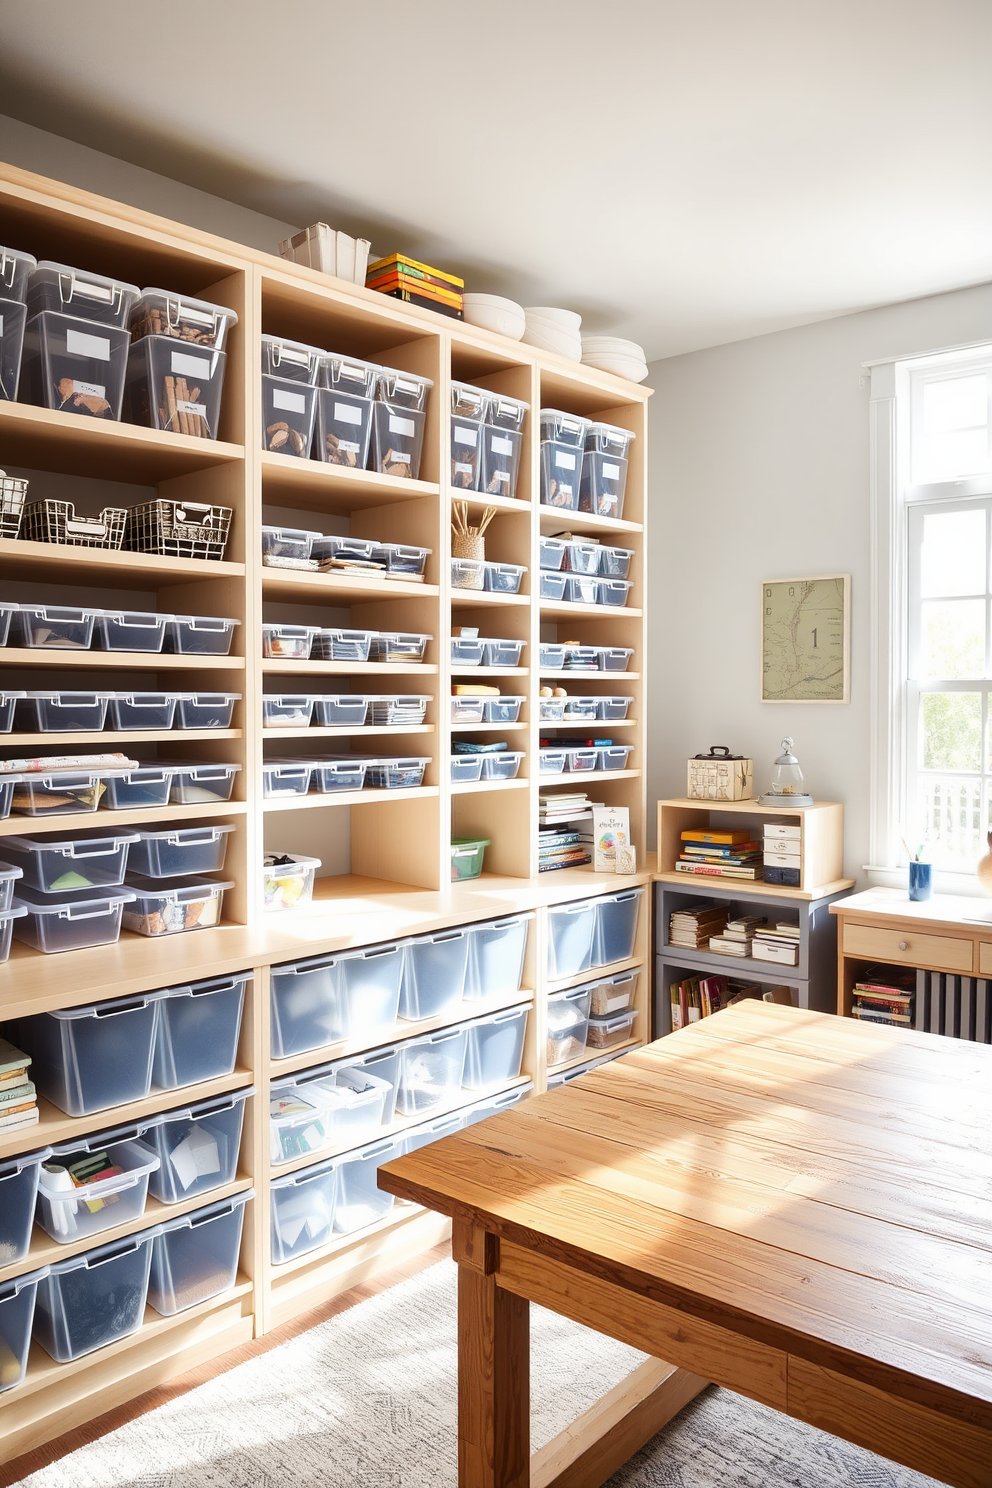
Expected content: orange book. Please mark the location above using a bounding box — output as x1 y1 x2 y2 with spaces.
681 828 752 845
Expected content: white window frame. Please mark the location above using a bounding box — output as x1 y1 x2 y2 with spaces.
868 343 992 893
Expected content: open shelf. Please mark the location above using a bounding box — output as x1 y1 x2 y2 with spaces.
540 601 642 620
447 490 530 516
0 538 245 584
4 730 243 745
539 769 641 784
263 725 435 740
0 649 245 671
540 671 639 682
0 801 248 836
546 956 646 995
0 401 245 482
261 569 438 603
537 508 642 537
260 450 439 513
450 777 529 795
451 721 527 733
450 588 529 608
263 786 440 811
262 659 438 676
450 666 529 678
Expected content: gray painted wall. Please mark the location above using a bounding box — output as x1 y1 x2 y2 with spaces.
646 281 992 879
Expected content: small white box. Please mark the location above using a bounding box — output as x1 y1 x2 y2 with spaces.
764 849 802 870
764 822 801 841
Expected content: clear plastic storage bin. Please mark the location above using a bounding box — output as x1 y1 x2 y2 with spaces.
316 352 378 466
13 886 135 954
402 1109 465 1155
262 695 315 728
371 403 426 479
0 244 36 303
0 1267 49 1391
313 628 372 662
336 1046 399 1123
175 693 239 730
167 761 241 804
546 987 591 1066
480 425 523 498
546 898 597 979
262 526 320 563
263 853 320 912
121 876 233 936
586 1010 638 1051
335 1137 405 1233
483 695 524 723
106 693 178 731
451 381 488 420
562 540 602 575
9 771 112 817
600 545 634 578
451 755 484 783
484 562 525 594
373 542 431 577
539 643 566 670
0 689 24 731
93 610 168 652
0 1149 50 1266
14 604 96 649
399 928 470 1020
153 972 248 1089
270 1156 339 1263
451 695 485 724
396 1028 468 1116
564 574 600 605
262 624 314 661
480 751 523 780
310 535 376 565
451 836 489 881
269 1086 333 1166
269 942 405 1058
538 748 567 776
598 646 634 672
376 367 432 412
482 638 525 667
16 993 160 1115
463 1006 528 1088
0 903 27 956
261 334 322 382
261 375 317 458
540 442 581 508
103 767 172 810
28 262 138 326
124 336 226 438
0 864 20 913
451 636 484 667
34 1230 158 1362
451 557 485 590
131 825 234 879
460 1083 532 1127
131 289 237 351
1 830 137 892
539 696 565 722
164 614 239 655
0 601 17 645
465 914 529 999
309 757 368 793
364 757 428 789
587 969 639 1017
539 409 591 447
599 578 633 608
262 760 312 799
21 311 129 419
592 888 643 967
312 695 369 728
367 695 429 727
598 696 632 721
147 1191 250 1315
539 536 567 570
579 450 628 517
450 412 483 490
0 321 24 411
142 1089 251 1204
565 747 599 774
539 571 567 601
486 391 529 431
562 696 598 721
564 644 602 670
36 1134 160 1244
597 745 633 772
16 691 109 732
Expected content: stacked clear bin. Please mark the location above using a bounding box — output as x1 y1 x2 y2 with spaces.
539 409 590 510
0 243 35 405
20 261 139 421
371 368 432 480
261 335 321 458
125 288 237 440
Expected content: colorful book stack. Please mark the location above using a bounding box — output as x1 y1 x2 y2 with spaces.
538 792 592 870
669 902 729 949
852 965 915 1026
752 921 801 966
675 827 763 880
366 254 464 319
709 915 767 957
670 973 760 1028
0 1038 38 1132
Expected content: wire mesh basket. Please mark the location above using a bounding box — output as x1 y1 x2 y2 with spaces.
21 498 127 549
125 500 233 561
0 475 28 540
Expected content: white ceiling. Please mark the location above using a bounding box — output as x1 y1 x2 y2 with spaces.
0 0 990 360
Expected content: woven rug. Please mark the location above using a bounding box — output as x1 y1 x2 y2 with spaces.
14 1259 941 1488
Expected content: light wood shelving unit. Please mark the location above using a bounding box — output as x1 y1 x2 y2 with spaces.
0 160 651 1459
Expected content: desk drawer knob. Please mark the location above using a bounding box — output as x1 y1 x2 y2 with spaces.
899 941 908 951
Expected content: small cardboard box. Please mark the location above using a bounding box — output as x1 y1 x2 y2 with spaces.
687 748 753 801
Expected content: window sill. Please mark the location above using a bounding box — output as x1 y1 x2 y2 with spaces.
865 864 991 899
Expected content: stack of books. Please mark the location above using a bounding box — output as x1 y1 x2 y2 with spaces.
852 965 915 1026
538 792 592 871
537 829 590 872
669 902 729 948
675 828 763 880
0 1039 38 1132
752 921 801 966
708 915 767 957
670 974 764 1028
366 254 464 319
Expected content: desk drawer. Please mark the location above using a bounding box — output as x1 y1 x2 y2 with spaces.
843 923 974 973
978 943 992 977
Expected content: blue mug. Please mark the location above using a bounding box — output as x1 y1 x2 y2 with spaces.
908 861 932 902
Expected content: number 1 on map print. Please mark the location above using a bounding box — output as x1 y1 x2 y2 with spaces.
760 575 851 703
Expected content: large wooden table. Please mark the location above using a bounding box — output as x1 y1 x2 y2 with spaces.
379 1001 992 1488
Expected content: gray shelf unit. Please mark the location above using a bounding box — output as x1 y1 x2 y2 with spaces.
653 879 850 1035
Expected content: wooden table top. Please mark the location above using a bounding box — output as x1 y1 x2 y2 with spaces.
380 1001 992 1436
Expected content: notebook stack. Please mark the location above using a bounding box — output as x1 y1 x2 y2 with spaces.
670 974 762 1028
538 792 592 871
0 1038 38 1132
669 902 729 949
752 921 801 966
708 915 767 957
366 254 464 319
675 828 763 880
851 965 915 1026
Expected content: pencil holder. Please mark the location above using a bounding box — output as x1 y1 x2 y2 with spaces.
908 861 932 901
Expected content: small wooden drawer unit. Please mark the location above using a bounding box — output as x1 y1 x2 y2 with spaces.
841 923 975 973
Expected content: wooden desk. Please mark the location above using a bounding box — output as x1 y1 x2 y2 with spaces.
380 1002 992 1488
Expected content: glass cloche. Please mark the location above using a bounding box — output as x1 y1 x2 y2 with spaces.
758 738 814 807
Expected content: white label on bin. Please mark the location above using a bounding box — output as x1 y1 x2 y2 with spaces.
171 351 211 378
559 483 574 497
492 469 509 485
491 435 513 455
389 414 415 437
454 462 474 474
337 439 359 453
75 279 113 302
66 328 110 361
177 400 205 417
555 451 576 470
334 402 363 425
273 388 306 414
454 426 478 446
603 462 621 479
605 993 629 1012
72 380 106 398
176 301 214 326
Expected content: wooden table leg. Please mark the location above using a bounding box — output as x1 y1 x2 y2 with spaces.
456 1225 530 1488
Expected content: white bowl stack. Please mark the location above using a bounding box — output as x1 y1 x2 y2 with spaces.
462 293 526 340
521 307 582 361
580 337 649 383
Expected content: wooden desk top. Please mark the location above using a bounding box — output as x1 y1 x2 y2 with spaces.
381 1001 992 1433
831 886 992 931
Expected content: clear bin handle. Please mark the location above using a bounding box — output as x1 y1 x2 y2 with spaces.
93 995 150 1014
64 840 125 859
84 1235 143 1268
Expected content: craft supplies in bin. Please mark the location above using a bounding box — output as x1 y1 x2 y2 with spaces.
263 695 316 728
451 836 490 881
465 915 529 999
546 986 591 1066
562 540 602 575
484 562 525 594
130 289 237 349
269 941 405 1058
125 499 232 561
262 526 320 566
0 1267 49 1392
147 1191 250 1315
269 1086 333 1166
396 1027 468 1116
36 1134 161 1244
13 886 136 954
463 1006 528 1088
451 694 485 724
586 969 639 1016
16 691 110 732
33 1229 158 1363
316 353 377 467
175 693 239 729
580 422 634 518
399 928 470 1020
153 972 248 1088
13 603 97 649
263 623 315 660
0 1146 49 1267
369 631 431 663
371 368 432 479
263 853 321 912
373 542 431 577
142 1089 251 1204
270 1157 339 1263
450 382 487 489
364 757 429 789
94 610 168 651
121 876 233 936
166 761 241 804
20 312 129 419
9 769 115 817
21 500 127 549
262 377 317 457
335 1136 405 1233
1 830 137 892
124 336 227 438
15 993 161 1115
366 695 429 727
586 1009 638 1050
313 627 374 662
163 614 239 655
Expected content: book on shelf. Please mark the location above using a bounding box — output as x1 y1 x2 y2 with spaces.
674 861 763 880
680 828 753 846
708 935 750 957
851 964 915 1027
853 1005 912 1025
670 973 765 1028
0 1040 37 1128
681 843 762 862
669 901 729 948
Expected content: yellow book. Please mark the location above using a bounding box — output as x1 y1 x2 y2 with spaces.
367 253 465 289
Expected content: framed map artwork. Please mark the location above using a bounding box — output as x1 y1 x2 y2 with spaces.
761 575 850 703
